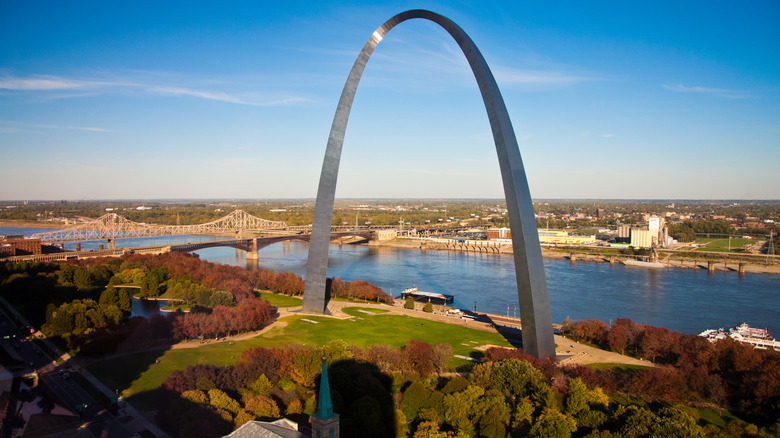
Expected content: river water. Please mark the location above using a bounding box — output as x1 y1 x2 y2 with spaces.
3 227 778 334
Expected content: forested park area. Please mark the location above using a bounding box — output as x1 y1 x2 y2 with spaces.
0 254 778 437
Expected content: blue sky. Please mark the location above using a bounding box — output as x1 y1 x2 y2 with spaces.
1 1 778 200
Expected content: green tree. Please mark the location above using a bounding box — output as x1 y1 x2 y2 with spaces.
475 389 511 437
529 408 577 438
405 296 415 309
73 268 93 290
565 378 590 415
208 389 242 416
99 286 131 314
471 359 553 410
443 385 485 434
57 264 75 285
181 390 208 404
424 301 433 313
209 290 235 308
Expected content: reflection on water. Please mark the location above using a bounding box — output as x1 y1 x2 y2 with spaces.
196 241 779 335
2 227 777 334
130 298 163 319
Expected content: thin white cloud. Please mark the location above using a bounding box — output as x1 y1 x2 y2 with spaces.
0 76 90 90
67 126 111 132
494 68 601 86
662 84 751 99
0 72 308 106
0 120 111 133
600 133 614 138
369 34 602 90
148 86 251 105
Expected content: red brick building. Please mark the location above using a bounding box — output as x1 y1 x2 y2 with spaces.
0 238 42 256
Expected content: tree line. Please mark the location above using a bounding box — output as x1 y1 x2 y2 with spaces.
0 253 392 355
561 317 780 424
156 336 779 438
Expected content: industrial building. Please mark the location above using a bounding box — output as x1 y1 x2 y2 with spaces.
487 228 596 245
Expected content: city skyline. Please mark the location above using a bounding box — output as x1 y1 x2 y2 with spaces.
1 1 779 201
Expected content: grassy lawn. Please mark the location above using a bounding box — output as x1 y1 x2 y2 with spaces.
693 238 752 252
159 304 190 312
88 309 511 410
258 292 302 308
340 306 390 316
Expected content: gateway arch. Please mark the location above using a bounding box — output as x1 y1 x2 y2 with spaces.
303 9 555 359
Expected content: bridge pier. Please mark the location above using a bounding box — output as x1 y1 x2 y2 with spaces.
246 237 260 260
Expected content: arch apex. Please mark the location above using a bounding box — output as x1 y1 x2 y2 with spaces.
302 10 555 360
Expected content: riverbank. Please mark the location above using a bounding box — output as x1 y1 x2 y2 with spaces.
0 220 63 229
374 238 780 275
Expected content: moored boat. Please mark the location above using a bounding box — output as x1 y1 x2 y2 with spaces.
699 323 780 349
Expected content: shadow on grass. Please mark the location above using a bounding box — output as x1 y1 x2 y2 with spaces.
86 347 170 410
474 312 525 349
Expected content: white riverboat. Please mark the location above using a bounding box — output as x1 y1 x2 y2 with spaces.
400 286 454 304
699 323 780 349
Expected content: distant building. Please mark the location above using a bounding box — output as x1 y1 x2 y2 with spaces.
596 208 605 218
0 237 42 256
487 228 511 240
374 229 398 241
617 224 633 239
630 229 659 249
537 229 595 245
627 216 669 248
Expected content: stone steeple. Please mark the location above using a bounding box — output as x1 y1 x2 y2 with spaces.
311 360 339 438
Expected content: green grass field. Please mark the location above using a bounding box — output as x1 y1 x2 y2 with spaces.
88 306 511 409
693 238 753 252
258 292 303 307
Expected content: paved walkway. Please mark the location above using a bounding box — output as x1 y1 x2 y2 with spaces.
288 298 654 368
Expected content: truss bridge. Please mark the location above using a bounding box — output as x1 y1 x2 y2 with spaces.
31 210 290 242
6 230 375 263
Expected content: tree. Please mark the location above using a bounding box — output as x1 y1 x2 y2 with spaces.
99 286 131 314
471 359 553 410
404 340 438 377
209 290 235 308
565 378 590 415
243 393 279 418
423 301 433 313
529 408 577 438
208 389 242 416
73 268 93 290
443 385 484 434
405 296 415 309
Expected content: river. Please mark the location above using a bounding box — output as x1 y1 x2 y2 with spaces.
2 227 778 335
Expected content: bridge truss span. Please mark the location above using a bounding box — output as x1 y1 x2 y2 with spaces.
31 209 289 242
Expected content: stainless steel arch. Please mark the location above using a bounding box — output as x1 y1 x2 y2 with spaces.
302 9 555 359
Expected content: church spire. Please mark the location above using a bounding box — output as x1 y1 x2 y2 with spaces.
311 359 339 438
314 360 334 419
